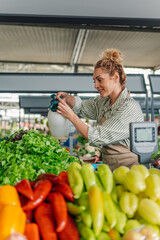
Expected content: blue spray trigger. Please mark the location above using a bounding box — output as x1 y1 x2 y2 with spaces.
49 94 62 112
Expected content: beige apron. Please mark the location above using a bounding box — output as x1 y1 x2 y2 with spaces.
99 116 138 171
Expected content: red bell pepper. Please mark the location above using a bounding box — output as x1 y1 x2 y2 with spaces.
15 179 34 200
58 214 80 240
59 171 69 185
23 179 52 211
24 223 40 240
51 182 74 202
48 192 67 232
36 173 61 184
34 202 57 240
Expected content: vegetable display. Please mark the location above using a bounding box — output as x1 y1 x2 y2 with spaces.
66 162 160 240
0 130 78 186
1 130 160 240
1 162 160 240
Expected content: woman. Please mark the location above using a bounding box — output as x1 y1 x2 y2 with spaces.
56 49 144 171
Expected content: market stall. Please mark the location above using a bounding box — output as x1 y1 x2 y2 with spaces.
0 0 160 239
0 72 160 240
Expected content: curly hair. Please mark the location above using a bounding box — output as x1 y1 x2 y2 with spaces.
94 49 126 86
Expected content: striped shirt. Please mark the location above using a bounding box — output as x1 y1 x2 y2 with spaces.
72 87 144 148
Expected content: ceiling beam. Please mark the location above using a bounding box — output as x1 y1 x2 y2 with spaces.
70 29 89 72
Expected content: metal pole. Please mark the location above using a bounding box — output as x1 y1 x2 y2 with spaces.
151 92 154 122
145 93 149 121
19 107 21 129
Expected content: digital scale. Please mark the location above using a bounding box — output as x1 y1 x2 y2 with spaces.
130 122 158 166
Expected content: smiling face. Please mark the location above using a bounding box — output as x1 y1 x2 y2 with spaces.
93 67 123 103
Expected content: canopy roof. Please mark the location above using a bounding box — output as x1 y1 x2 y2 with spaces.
0 22 160 71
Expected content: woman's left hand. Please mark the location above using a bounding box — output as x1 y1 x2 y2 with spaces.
57 97 75 121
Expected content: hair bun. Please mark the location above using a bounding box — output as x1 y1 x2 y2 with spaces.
102 49 123 65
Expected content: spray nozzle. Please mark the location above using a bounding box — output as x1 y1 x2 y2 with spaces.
48 94 62 112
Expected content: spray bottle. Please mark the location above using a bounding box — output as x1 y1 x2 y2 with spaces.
48 94 70 137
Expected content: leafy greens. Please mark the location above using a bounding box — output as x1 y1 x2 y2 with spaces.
0 130 78 185
151 137 160 160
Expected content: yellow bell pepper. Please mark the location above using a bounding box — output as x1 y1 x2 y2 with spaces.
138 198 160 225
124 170 146 194
113 166 130 185
88 185 104 236
149 168 160 177
145 174 160 201
119 191 138 218
131 165 149 179
124 219 141 234
0 205 26 240
0 185 21 207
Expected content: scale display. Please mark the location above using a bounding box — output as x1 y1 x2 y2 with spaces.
135 127 155 143
130 122 158 164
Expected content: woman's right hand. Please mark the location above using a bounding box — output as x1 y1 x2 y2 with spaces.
56 92 76 108
55 92 69 102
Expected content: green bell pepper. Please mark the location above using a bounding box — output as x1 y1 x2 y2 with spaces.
67 202 85 215
103 192 117 228
81 163 97 191
96 231 111 240
97 164 113 194
77 222 95 240
68 162 84 199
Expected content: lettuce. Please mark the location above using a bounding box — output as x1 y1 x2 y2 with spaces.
0 130 78 185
